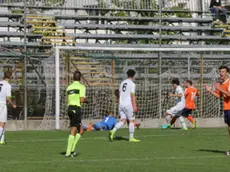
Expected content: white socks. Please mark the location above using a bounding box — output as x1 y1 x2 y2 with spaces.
129 122 135 139
1 130 4 142
113 121 124 132
179 116 187 129
0 127 4 142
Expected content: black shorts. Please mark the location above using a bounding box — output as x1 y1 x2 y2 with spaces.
181 108 193 117
68 105 82 127
224 110 230 125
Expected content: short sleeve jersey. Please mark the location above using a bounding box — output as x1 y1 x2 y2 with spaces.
216 78 230 110
0 80 11 105
175 85 185 105
67 81 86 107
184 87 199 109
119 79 135 106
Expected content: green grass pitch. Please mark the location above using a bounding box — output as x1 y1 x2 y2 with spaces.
0 128 230 172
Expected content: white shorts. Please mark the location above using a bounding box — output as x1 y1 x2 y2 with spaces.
0 104 7 123
119 105 135 121
166 104 184 117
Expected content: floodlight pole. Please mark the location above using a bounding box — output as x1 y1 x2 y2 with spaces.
23 0 27 130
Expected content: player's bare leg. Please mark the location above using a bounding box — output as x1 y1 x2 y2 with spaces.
0 122 5 145
109 119 126 141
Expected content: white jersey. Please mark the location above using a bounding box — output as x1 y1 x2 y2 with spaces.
0 80 11 104
174 85 185 106
119 79 135 107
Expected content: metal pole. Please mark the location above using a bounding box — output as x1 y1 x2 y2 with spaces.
199 53 204 118
23 0 27 130
158 0 162 119
55 48 60 130
188 57 191 80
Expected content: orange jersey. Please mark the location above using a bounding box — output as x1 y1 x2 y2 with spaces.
184 87 199 109
216 79 230 110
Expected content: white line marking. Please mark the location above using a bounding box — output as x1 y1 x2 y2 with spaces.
6 132 227 143
0 155 227 165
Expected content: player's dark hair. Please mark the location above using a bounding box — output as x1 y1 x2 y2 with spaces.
127 69 136 78
186 80 193 85
219 65 230 73
73 71 81 81
3 71 12 80
172 78 180 85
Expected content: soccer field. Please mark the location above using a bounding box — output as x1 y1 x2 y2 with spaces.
0 128 230 172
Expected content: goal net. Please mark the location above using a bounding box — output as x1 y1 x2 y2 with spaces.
41 46 230 129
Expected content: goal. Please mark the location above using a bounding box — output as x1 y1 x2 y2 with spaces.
41 46 230 129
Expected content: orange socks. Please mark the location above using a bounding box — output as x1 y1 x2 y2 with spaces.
187 116 194 123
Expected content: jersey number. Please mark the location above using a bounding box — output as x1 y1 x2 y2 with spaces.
0 84 3 92
122 83 127 92
191 92 196 100
104 117 109 123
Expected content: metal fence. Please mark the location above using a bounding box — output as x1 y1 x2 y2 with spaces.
1 0 230 11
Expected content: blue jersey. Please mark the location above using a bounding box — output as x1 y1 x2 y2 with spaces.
101 115 117 130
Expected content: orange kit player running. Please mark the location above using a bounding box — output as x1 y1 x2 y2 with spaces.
206 66 230 155
169 80 198 128
181 80 198 128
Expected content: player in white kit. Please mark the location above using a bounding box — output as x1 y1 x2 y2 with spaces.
162 78 188 130
109 69 140 142
0 72 16 145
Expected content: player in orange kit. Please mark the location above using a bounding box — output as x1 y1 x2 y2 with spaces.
168 80 198 129
181 80 198 128
206 65 230 155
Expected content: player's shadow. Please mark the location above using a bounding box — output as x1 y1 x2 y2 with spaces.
198 149 226 154
60 152 81 156
114 136 129 141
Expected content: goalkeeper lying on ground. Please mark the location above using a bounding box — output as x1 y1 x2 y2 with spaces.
83 111 141 131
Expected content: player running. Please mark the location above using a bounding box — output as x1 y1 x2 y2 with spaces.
0 71 16 145
169 80 198 128
162 78 188 130
206 66 230 155
65 71 86 157
109 69 140 142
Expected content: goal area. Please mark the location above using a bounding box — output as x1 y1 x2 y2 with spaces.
43 46 230 129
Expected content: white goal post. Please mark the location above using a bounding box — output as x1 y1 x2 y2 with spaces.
54 46 230 130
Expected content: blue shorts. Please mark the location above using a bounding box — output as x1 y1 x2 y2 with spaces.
224 110 230 125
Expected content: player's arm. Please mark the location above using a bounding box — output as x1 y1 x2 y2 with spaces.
80 86 86 104
215 83 230 97
168 93 182 97
6 86 16 108
7 97 16 108
131 84 138 112
205 84 220 98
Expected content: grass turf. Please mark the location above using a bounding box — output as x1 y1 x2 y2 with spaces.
0 128 230 172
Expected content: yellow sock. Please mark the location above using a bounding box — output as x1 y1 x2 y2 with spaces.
71 133 81 152
66 135 75 156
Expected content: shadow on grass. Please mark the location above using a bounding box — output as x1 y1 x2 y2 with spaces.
198 149 226 154
114 136 129 141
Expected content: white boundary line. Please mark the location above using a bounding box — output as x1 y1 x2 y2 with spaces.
7 132 227 143
0 155 227 165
